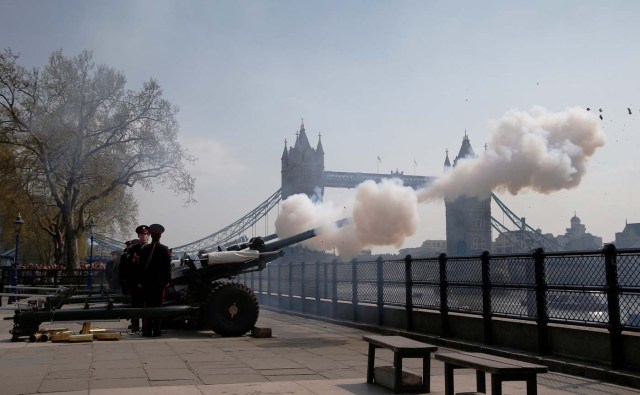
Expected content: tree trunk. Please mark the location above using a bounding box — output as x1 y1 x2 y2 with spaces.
61 209 80 270
64 229 79 270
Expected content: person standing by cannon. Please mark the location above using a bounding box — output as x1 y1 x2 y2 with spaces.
119 225 149 333
138 223 171 337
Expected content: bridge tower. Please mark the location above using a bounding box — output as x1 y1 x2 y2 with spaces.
281 120 325 200
445 133 492 256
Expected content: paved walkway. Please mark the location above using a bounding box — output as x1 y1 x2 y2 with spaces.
0 308 639 395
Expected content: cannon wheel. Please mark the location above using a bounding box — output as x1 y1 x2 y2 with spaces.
206 282 259 337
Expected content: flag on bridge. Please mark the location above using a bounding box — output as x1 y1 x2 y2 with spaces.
377 156 382 163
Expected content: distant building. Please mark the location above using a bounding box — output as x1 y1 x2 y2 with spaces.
555 214 602 251
399 240 447 258
493 229 556 254
615 222 640 248
444 133 492 256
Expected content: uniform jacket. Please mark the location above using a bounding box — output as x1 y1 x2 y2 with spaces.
119 243 145 288
139 241 172 287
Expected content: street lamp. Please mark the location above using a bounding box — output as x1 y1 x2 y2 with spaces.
12 214 24 300
87 218 97 291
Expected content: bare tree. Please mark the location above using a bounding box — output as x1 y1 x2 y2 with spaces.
0 49 195 268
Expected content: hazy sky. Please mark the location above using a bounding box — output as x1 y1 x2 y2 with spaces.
2 1 639 252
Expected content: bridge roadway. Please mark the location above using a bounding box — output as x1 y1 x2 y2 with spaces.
0 308 638 395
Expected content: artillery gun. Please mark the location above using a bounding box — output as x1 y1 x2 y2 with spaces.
5 221 344 341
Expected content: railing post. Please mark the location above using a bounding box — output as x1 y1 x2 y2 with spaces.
315 261 320 314
332 259 338 319
481 251 493 345
534 248 549 355
300 261 306 313
439 253 449 337
277 262 282 307
288 261 294 310
604 244 624 369
267 264 272 306
323 261 329 299
405 255 414 331
377 256 384 327
250 269 255 291
352 258 358 322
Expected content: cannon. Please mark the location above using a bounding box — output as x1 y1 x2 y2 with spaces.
5 220 346 341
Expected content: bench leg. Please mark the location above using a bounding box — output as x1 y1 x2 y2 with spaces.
422 354 431 393
526 376 537 395
367 344 376 383
476 370 486 393
394 352 402 393
444 363 454 395
491 374 502 395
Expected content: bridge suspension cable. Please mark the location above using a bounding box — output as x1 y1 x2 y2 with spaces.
491 193 563 252
92 233 124 251
171 188 283 254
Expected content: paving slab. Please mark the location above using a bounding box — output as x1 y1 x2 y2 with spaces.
0 308 639 395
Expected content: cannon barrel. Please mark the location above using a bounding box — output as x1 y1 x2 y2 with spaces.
261 218 349 253
11 305 199 323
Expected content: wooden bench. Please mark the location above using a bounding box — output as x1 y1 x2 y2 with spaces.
363 335 438 393
434 351 548 395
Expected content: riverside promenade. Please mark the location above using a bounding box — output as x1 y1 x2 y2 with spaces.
0 308 638 395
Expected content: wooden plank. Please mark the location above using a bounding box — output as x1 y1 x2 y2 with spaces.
435 352 547 375
363 335 437 353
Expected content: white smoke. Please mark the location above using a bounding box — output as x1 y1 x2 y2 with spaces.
275 179 419 258
275 106 606 257
418 106 606 201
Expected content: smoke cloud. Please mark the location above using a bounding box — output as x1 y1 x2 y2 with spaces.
275 179 419 258
419 106 606 201
275 107 605 257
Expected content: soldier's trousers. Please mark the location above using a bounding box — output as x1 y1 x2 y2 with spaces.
142 285 165 336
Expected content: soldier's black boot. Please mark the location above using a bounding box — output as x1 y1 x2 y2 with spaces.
141 318 152 337
129 318 140 334
151 320 162 337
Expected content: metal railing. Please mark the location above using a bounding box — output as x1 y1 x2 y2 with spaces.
0 268 108 290
239 244 640 369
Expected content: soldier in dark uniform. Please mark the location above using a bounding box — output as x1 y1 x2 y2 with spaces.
138 223 171 337
119 225 150 333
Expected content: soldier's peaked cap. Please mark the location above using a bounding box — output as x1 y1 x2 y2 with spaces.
135 225 149 234
149 224 165 235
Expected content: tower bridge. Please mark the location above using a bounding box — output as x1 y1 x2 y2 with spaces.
96 121 561 256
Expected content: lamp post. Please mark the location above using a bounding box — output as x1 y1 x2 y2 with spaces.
87 218 97 291
12 214 24 300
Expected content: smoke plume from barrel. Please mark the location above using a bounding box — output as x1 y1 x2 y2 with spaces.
275 179 419 258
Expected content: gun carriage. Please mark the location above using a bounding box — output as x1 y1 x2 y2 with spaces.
4 222 340 342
